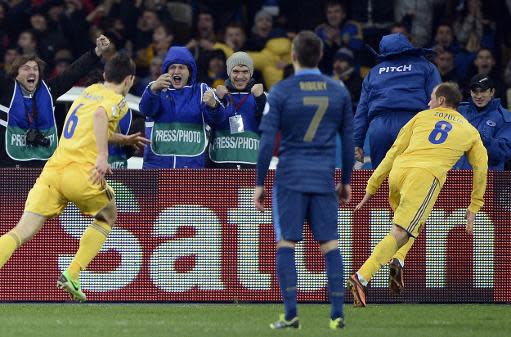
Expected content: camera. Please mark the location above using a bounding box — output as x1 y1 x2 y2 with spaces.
26 129 50 147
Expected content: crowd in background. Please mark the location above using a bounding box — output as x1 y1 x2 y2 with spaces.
1 0 511 169
2 0 511 105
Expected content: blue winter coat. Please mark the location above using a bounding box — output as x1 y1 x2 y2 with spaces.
454 98 511 170
354 33 441 148
139 46 226 168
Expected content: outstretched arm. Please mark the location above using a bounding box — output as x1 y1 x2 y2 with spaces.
48 35 110 99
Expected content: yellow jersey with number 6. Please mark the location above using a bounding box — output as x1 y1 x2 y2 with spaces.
48 83 128 168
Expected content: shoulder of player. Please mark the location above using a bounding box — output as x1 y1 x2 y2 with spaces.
267 78 289 97
92 86 126 114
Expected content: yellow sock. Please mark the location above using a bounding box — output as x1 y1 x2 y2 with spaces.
0 230 22 269
393 237 415 265
358 234 399 283
67 221 111 280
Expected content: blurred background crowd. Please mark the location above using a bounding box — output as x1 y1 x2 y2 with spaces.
1 0 510 107
1 0 511 169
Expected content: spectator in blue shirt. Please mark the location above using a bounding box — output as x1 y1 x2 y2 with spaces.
455 74 511 170
208 52 266 168
354 33 441 168
138 46 227 168
315 1 363 75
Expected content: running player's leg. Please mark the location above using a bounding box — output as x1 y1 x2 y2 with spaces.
63 166 117 281
353 169 441 305
310 191 345 329
269 185 306 329
0 212 45 268
0 168 66 268
58 165 117 301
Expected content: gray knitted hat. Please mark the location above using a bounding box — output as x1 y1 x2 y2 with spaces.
226 52 254 76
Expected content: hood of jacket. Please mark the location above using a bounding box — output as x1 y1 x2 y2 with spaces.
376 33 433 60
162 46 198 86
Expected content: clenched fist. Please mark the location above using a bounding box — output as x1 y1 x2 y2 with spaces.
251 83 264 97
203 90 218 108
150 73 171 92
215 85 229 99
94 34 110 57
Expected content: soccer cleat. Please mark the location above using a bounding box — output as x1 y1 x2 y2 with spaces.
57 271 87 302
347 274 367 307
269 314 300 329
329 317 345 330
389 258 405 294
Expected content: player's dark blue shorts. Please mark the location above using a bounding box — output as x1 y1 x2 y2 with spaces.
272 184 339 242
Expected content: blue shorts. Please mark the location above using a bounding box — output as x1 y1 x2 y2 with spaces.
272 185 339 242
368 113 414 168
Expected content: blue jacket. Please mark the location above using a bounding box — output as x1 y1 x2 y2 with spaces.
139 46 225 168
454 98 511 170
353 33 441 147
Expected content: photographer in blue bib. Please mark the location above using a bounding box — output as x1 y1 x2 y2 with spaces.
139 46 229 169
207 52 267 169
0 35 111 168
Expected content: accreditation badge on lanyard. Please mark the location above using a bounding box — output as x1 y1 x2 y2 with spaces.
229 115 244 134
228 93 250 134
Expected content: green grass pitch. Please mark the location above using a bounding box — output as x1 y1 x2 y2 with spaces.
0 303 510 337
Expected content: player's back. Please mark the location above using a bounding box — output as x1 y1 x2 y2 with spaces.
273 73 352 192
48 83 128 167
395 107 482 180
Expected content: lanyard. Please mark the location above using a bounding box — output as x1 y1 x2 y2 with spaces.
24 98 36 129
227 93 250 115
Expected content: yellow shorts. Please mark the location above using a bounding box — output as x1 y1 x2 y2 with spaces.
388 167 441 238
24 163 115 219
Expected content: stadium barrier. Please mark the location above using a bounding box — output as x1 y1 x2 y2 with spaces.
0 169 509 303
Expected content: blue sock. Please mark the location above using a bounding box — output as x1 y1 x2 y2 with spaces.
325 248 344 320
276 247 297 321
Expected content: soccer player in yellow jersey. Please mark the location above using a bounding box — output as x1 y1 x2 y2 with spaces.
0 53 136 301
348 82 488 307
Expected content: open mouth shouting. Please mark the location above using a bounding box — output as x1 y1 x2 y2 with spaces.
167 63 190 89
27 75 37 86
171 74 183 87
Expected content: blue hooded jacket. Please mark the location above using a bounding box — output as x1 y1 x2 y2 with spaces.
139 46 226 168
454 98 511 170
353 33 441 147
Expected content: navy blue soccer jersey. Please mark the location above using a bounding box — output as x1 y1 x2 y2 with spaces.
257 69 354 193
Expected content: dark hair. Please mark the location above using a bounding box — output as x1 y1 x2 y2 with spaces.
292 31 323 68
283 63 294 79
391 22 408 33
435 82 462 108
476 47 494 58
225 22 245 33
19 29 37 40
104 53 136 84
9 54 46 79
436 21 453 31
325 1 344 11
155 23 174 37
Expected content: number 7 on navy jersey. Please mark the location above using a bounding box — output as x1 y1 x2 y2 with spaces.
303 96 329 142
